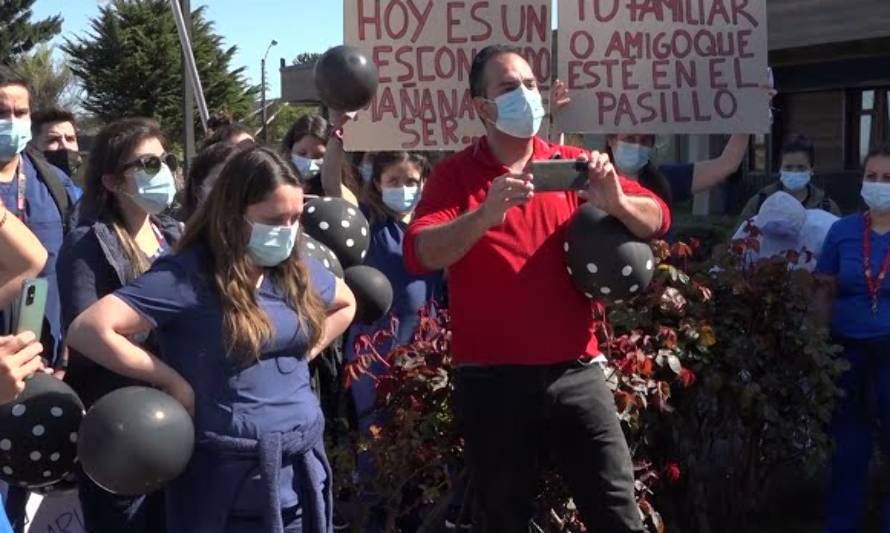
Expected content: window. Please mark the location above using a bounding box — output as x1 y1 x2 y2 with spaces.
848 88 890 168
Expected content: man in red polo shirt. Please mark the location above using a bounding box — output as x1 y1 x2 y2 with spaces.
403 46 670 532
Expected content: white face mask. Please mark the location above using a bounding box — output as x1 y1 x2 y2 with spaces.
613 141 653 175
780 171 812 192
484 85 546 139
862 182 890 213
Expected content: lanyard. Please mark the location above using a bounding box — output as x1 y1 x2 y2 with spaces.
862 212 890 316
14 162 25 222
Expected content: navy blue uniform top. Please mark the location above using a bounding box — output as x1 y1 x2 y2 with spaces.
115 245 336 508
58 216 181 408
816 214 890 340
0 152 80 359
346 208 444 358
659 163 695 204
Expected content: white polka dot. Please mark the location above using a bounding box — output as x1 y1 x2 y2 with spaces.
586 263 598 274
42 470 52 478
361 250 367 259
318 221 330 231
322 197 332 202
69 433 78 444
614 299 625 305
50 407 63 417
341 220 351 228
347 208 357 217
2 466 12 476
600 287 612 295
584 293 594 299
629 285 640 293
307 206 316 214
346 239 355 248
50 453 60 462
622 266 633 277
563 242 569 253
645 259 653 271
0 439 10 451
566 266 573 276
323 259 330 268
328 249 337 258
11 405 25 417
30 451 41 461
306 242 316 250
361 227 368 237
32 425 45 437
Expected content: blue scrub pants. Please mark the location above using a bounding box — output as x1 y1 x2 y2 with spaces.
826 336 890 533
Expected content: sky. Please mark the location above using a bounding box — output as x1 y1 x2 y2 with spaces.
30 0 347 99
31 0 560 100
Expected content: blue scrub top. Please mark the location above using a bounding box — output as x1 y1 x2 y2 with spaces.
816 214 890 340
659 163 695 204
0 504 11 533
0 152 80 359
346 210 444 359
115 245 336 509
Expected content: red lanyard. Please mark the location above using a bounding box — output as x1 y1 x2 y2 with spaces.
15 163 25 222
862 212 890 315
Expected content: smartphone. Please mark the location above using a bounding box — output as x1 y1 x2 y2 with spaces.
530 160 589 192
13 278 48 339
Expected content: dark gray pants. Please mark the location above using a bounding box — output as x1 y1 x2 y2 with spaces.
453 360 644 533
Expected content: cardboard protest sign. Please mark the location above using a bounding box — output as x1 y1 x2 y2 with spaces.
344 0 552 151
24 491 85 533
557 0 770 134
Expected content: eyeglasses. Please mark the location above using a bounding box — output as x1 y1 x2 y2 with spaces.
121 153 179 176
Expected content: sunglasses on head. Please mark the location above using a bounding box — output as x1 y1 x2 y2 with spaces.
121 153 179 175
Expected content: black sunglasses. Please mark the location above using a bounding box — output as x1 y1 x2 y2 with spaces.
121 153 179 175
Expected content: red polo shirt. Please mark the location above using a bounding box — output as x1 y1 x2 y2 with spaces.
404 136 670 367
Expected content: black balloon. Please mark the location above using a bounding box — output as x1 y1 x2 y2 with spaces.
314 46 379 112
564 204 655 302
298 232 344 278
0 373 84 490
344 266 394 325
301 197 371 268
78 387 194 496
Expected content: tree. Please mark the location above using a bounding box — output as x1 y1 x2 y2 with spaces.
12 45 81 111
63 0 257 144
0 0 62 64
292 52 321 66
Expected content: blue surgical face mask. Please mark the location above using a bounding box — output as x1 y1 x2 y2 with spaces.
124 163 177 215
382 185 420 214
247 220 300 267
613 141 652 175
291 154 322 180
0 119 32 161
359 161 374 184
862 182 890 214
780 170 811 192
485 85 546 139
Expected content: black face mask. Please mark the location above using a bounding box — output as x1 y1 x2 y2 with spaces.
43 149 82 178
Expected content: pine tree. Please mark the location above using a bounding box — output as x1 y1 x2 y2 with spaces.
63 0 257 143
13 45 80 111
0 0 62 64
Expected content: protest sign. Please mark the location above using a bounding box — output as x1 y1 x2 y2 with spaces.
344 0 552 150
24 491 85 533
557 0 770 134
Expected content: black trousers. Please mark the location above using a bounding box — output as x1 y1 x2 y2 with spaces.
453 360 644 533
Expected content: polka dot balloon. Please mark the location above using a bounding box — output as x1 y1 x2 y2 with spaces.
298 232 344 278
564 204 655 302
0 373 84 490
301 197 370 268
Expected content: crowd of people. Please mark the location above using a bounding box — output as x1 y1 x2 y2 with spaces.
0 43 888 533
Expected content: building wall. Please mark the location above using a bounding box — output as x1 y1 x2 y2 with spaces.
782 91 846 172
768 0 890 50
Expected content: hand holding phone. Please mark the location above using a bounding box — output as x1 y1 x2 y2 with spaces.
13 278 48 339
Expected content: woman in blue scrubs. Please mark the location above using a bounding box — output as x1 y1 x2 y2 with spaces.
816 144 890 533
66 146 356 533
58 117 181 533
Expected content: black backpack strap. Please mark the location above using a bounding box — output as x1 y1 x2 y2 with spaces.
820 196 832 211
25 147 71 231
756 190 769 211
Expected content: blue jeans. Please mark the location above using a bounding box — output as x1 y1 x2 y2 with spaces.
826 336 890 533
